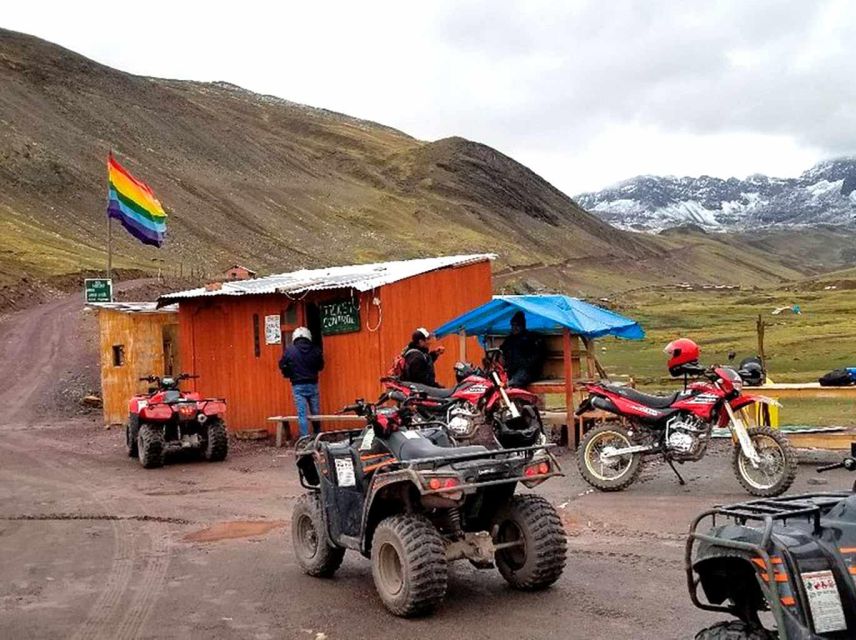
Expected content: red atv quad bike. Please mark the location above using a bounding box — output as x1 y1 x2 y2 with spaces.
126 373 228 468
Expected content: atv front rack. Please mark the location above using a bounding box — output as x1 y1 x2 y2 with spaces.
685 492 851 640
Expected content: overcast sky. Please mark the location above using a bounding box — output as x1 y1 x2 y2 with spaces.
4 0 855 193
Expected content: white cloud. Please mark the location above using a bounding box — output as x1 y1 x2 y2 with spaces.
3 0 854 193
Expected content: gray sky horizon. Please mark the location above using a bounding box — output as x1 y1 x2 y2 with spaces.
4 0 855 194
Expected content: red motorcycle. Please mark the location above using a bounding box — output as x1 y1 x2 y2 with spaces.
127 373 228 468
576 339 796 496
382 349 544 448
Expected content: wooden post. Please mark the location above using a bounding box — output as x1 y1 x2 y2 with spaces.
582 336 609 380
459 329 467 362
756 314 766 369
562 328 576 446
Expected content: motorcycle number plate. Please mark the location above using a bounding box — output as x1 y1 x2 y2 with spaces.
801 570 847 633
334 457 355 487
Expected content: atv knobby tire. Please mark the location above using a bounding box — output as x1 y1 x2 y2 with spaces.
577 423 642 491
492 494 566 590
694 620 774 640
370 514 448 617
732 426 796 497
126 414 140 458
137 424 165 469
204 420 229 462
292 493 345 578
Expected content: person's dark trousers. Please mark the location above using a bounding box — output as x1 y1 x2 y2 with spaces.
291 383 321 436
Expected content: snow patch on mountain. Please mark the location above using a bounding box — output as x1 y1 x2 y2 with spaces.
576 158 856 233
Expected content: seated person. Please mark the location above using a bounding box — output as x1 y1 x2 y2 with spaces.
400 328 445 388
500 311 546 387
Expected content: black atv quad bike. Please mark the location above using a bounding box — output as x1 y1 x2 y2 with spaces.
292 397 567 617
687 443 856 639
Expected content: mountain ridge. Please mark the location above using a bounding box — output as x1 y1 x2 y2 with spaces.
0 28 817 296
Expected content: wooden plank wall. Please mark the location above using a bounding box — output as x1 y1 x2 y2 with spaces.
98 310 178 425
178 260 493 432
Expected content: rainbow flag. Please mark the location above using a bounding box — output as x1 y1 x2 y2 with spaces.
107 154 167 247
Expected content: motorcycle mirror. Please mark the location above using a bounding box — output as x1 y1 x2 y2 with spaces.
727 351 736 361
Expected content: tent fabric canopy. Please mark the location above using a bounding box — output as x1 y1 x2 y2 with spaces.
434 295 645 340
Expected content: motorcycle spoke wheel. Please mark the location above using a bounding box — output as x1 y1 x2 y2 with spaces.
737 434 786 490
584 431 633 481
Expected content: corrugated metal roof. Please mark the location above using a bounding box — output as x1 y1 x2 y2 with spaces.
160 254 496 302
86 302 178 314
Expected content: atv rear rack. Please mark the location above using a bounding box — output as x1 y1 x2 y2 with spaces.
685 492 851 639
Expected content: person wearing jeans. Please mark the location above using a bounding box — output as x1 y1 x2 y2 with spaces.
278 327 324 437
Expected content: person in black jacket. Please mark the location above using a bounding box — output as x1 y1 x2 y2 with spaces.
401 328 445 388
279 327 324 436
500 311 546 387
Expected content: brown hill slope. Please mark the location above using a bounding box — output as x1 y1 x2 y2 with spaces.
0 29 804 294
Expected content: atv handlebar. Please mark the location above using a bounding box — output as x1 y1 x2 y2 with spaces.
817 457 856 473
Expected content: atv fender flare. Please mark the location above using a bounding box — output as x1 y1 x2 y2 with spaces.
359 473 421 556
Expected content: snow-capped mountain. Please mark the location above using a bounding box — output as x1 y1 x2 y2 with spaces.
575 158 856 233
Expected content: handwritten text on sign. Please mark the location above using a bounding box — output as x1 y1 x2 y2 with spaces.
319 300 360 336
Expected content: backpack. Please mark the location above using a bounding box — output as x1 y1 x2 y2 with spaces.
819 368 854 387
387 348 423 379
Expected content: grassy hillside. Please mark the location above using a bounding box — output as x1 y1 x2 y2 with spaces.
0 28 812 295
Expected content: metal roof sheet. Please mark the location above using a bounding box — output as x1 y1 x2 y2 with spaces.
159 254 495 302
86 301 178 314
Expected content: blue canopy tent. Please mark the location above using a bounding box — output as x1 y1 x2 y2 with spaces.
434 295 644 446
434 295 644 341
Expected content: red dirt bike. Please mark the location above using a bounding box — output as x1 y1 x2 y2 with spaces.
575 363 796 496
382 349 545 448
126 373 228 469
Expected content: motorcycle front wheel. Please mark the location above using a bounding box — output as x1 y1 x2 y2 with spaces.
577 423 642 491
732 426 797 497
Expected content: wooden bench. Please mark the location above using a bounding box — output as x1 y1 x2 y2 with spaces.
267 414 366 447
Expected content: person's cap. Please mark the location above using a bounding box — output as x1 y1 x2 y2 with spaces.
412 327 431 342
293 326 312 341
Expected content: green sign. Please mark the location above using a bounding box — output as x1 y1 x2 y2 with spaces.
319 299 360 336
85 278 113 303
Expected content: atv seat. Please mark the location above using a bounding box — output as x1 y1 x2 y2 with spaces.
603 384 679 409
405 382 458 398
382 430 488 461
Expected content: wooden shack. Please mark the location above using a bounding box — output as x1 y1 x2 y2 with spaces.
160 255 495 432
88 302 180 426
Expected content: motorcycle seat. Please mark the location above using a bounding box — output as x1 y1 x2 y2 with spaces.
603 384 679 409
382 430 487 461
405 382 458 398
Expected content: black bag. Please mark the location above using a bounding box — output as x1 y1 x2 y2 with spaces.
819 368 854 387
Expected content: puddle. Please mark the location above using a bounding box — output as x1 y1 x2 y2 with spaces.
183 520 286 543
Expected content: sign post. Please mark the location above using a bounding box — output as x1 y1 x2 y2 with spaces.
85 278 113 303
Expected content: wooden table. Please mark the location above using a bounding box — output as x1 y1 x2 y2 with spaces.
755 383 856 400
267 414 366 447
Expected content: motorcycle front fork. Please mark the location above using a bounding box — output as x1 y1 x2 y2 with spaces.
722 403 762 465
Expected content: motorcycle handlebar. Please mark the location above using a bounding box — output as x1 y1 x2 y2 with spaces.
817 461 846 473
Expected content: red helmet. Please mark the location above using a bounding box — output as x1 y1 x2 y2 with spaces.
664 338 700 371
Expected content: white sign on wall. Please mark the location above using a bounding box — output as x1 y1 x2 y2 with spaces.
264 315 282 345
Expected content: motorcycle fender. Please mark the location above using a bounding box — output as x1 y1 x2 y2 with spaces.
504 388 539 405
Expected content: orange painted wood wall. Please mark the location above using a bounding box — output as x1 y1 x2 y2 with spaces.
177 261 492 432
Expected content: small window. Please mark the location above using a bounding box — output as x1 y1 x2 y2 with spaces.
112 345 125 367
252 314 261 358
283 305 298 325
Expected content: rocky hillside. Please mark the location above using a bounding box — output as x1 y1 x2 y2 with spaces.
576 159 856 232
0 29 811 296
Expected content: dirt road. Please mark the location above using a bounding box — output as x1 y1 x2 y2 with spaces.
1 293 851 640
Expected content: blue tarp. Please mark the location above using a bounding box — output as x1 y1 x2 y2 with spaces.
434 295 645 340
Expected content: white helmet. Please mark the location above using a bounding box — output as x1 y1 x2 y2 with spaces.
293 326 312 342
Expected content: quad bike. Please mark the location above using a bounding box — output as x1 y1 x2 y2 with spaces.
687 443 856 639
291 396 567 617
576 362 796 496
126 373 228 468
382 348 545 448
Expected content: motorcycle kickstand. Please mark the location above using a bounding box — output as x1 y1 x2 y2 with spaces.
666 459 686 486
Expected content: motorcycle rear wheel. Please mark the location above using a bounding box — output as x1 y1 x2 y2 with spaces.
577 423 642 491
732 426 796 497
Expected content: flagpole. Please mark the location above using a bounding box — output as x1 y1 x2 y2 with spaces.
106 150 113 283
